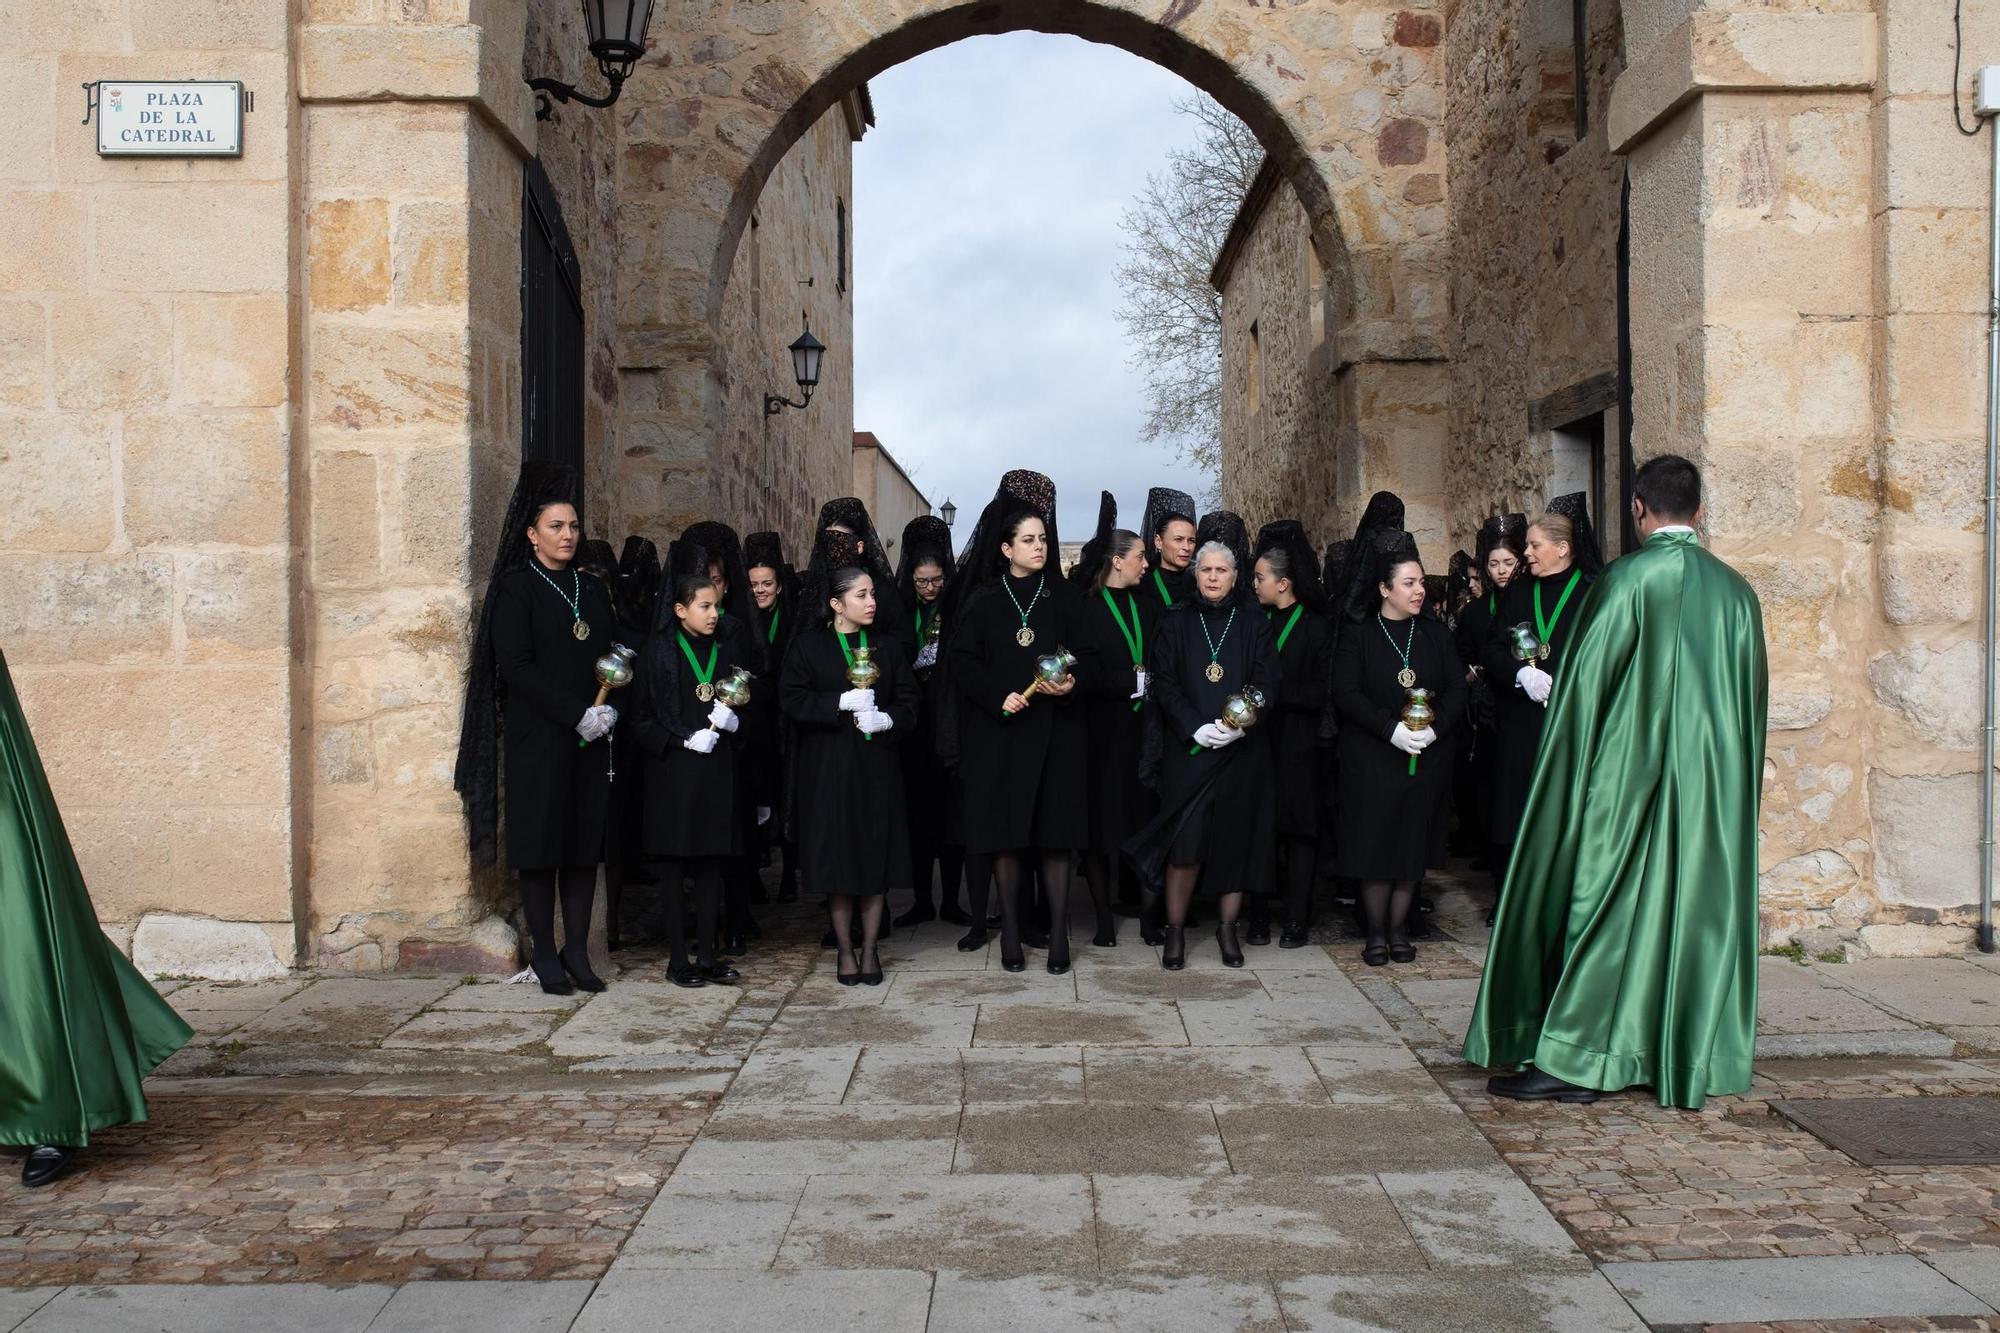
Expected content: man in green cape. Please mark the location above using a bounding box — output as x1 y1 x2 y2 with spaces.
2 649 191 1186
1464 455 1767 1109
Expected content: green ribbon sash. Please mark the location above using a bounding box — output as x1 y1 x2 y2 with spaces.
677 632 718 692
1534 569 1584 649
1273 603 1304 654
836 629 873 741
1102 588 1144 713
1152 568 1175 607
764 606 780 644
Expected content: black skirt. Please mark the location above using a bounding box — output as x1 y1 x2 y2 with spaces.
634 625 745 860
1332 613 1464 881
1078 587 1158 856
1267 606 1332 838
1479 570 1593 846
781 628 917 897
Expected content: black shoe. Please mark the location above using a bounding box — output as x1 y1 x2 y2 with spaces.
939 903 972 926
1245 920 1271 947
859 947 884 987
1001 949 1026 973
1092 923 1117 948
1047 933 1071 975
1279 921 1309 948
1362 941 1390 967
1161 925 1186 971
723 933 749 957
558 949 607 994
1486 1067 1601 1104
21 1145 73 1189
1140 919 1166 947
701 962 741 984
957 927 989 952
1217 923 1245 969
1388 938 1416 964
666 964 709 989
835 948 860 987
532 961 575 997
893 904 935 928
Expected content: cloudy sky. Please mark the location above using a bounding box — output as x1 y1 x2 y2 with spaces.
853 32 1217 548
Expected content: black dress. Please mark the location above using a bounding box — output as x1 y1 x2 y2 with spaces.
1451 590 1502 852
1478 567 1594 847
489 562 616 870
634 625 745 860
1147 564 1193 611
900 601 962 847
1077 584 1160 857
1141 598 1279 890
781 628 919 897
743 602 790 822
1332 611 1464 881
947 572 1092 855
1266 604 1332 839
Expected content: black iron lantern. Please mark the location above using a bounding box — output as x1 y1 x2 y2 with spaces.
528 0 656 120
766 319 827 416
940 499 957 528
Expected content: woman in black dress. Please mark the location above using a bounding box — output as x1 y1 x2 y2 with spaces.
746 531 799 903
1139 486 1198 610
1129 520 1280 970
1452 513 1523 916
1333 529 1465 966
942 472 1090 973
606 536 661 949
893 515 968 927
1069 493 1156 948
452 461 614 996
634 561 749 988
1252 520 1333 949
1478 494 1601 901
782 564 919 985
680 521 765 953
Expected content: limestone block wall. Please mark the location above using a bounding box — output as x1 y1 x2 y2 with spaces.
0 2 300 979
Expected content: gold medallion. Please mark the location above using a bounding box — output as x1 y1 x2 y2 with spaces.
1397 668 1416 689
1537 643 1550 661
1016 627 1035 648
1204 662 1224 684
695 682 715 703
573 619 591 642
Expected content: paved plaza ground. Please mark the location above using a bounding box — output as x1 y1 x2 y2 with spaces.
5 871 2000 1331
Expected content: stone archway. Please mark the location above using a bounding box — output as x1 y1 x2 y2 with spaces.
610 0 1452 547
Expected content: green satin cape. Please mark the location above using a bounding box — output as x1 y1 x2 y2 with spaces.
1463 531 1768 1109
0 651 191 1147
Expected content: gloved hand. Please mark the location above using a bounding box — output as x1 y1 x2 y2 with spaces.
855 709 894 735
1391 723 1436 756
838 688 876 713
1130 669 1149 700
1192 721 1238 749
708 702 739 733
575 704 617 742
1516 665 1553 705
682 727 720 754
913 642 940 671
756 806 772 826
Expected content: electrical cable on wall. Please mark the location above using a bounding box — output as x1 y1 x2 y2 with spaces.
1959 0 1987 135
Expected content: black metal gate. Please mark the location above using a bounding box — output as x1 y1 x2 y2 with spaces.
520 158 585 502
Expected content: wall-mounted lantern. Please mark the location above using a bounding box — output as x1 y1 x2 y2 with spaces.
764 318 826 417
528 0 656 121
939 499 957 528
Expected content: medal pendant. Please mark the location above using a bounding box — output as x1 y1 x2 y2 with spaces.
1397 668 1417 689
1537 643 1550 661
1016 627 1036 648
1204 662 1225 684
573 619 591 642
695 682 715 703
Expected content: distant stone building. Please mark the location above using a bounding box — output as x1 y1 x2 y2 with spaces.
851 431 933 563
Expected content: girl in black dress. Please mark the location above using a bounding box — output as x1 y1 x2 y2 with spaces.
680 521 765 954
1070 494 1157 949
1129 524 1280 970
1453 513 1524 917
453 461 615 996
1478 495 1601 903
746 531 799 904
894 515 968 927
1252 520 1333 949
782 565 919 985
635 564 748 989
943 474 1090 974
1332 530 1465 966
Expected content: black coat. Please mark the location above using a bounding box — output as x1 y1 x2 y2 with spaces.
1479 567 1594 847
1077 583 1160 857
1266 604 1333 838
490 563 615 870
634 624 746 860
1131 598 1279 893
947 572 1093 854
1332 611 1464 881
899 600 961 845
781 627 918 896
1147 564 1193 611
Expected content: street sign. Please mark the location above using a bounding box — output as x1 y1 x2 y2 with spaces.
92 81 244 157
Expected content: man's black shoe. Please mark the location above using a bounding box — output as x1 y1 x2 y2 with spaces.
1486 1067 1601 1104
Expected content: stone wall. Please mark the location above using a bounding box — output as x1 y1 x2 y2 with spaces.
853 431 934 565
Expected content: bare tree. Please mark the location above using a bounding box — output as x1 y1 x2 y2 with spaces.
1116 95 1263 479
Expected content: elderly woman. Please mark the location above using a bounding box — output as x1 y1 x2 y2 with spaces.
1129 521 1280 970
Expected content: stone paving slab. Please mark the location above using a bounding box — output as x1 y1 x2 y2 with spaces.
926 1272 1285 1332
960 1047 1086 1103
1304 1045 1453 1104
1080 1047 1328 1105
1277 1272 1648 1332
575 1268 934 1333
955 1104 1229 1176
1924 1248 2000 1311
16 1283 395 1332
1813 959 2000 1028
845 1047 964 1103
380 1009 557 1053
757 1002 978 1049
228 979 458 1046
165 979 313 1010
1254 969 1370 1001
1601 1254 1998 1324
875 925 992 972
1752 1030 1959 1059
1178 999 1397 1046
777 1173 1096 1275
1073 966 1266 1003
728 1048 862 1104
0 1292 58 1333
1215 1104 1502 1174
1756 982 1922 1035
365 1279 597 1331
1376 1167 1591 1269
886 968 1078 1007
972 1001 1188 1048
1091 1172 1424 1276
545 982 740 1058
430 984 589 1014
675 1104 962 1176
615 1175 808 1269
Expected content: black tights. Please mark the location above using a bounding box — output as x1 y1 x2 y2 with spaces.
1163 865 1242 929
519 866 598 981
991 850 1072 964
604 860 628 950
829 894 886 977
1280 836 1317 927
1361 879 1419 948
910 838 966 914
658 858 724 970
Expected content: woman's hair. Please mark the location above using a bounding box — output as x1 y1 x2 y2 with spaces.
1259 545 1293 583
670 571 716 611
1092 530 1143 590
1531 512 1574 546
1194 540 1238 571
1000 508 1044 547
827 565 870 606
1374 549 1424 589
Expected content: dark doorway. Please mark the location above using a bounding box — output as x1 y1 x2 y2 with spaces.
521 158 585 501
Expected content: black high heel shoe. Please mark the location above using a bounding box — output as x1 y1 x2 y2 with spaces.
531 959 575 997
859 946 884 987
1216 922 1244 969
1001 948 1026 973
1047 933 1071 975
1388 935 1416 964
1161 925 1186 971
559 949 607 994
836 949 861 987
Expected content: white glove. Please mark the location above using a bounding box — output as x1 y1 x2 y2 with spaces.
1130 670 1149 700
913 642 940 671
1192 721 1236 749
1516 665 1552 705
855 709 894 735
682 728 720 754
575 704 616 742
756 806 772 826
838 688 876 713
708 702 739 733
1390 723 1436 756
